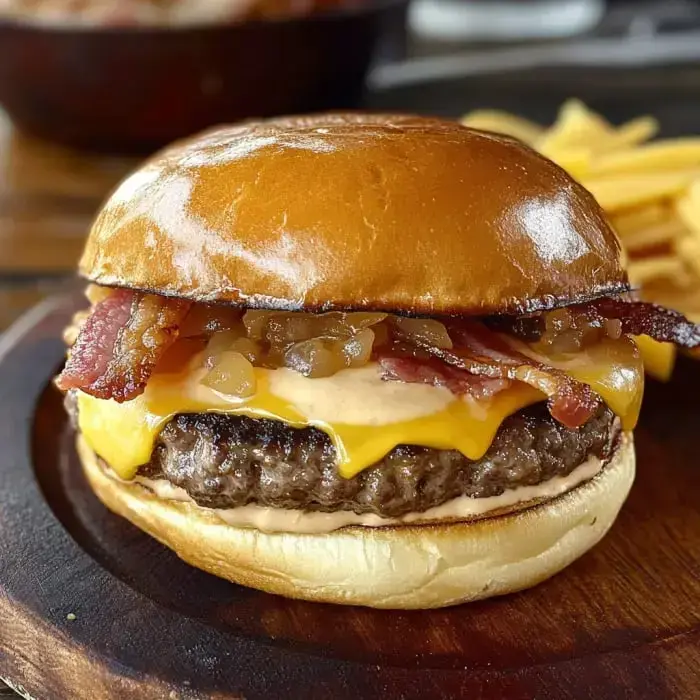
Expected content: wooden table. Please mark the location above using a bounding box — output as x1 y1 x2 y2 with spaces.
0 109 138 698
0 110 139 334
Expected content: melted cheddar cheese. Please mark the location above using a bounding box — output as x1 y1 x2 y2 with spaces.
77 337 643 482
77 364 543 480
635 334 676 382
525 337 644 428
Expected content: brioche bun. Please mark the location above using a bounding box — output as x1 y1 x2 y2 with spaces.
78 433 635 609
80 113 627 316
74 114 636 609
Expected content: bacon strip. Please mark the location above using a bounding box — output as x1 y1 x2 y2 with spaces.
586 298 700 348
57 290 191 402
378 354 511 400
418 322 600 428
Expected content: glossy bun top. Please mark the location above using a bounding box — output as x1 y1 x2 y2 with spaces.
79 113 628 315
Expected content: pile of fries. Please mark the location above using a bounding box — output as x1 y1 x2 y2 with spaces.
462 100 700 378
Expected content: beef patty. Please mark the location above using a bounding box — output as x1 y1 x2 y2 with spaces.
129 403 618 518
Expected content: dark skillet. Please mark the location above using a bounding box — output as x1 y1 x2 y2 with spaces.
0 0 407 154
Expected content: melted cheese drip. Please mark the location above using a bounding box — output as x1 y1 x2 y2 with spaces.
77 339 644 482
77 363 543 481
635 334 676 382
516 336 644 431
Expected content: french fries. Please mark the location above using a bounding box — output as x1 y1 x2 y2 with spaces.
462 100 700 378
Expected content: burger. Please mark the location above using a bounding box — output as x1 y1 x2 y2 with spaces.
56 114 700 609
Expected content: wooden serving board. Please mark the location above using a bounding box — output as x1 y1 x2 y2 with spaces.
0 295 698 700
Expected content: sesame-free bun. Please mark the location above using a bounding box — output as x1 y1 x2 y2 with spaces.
78 433 635 609
80 114 627 316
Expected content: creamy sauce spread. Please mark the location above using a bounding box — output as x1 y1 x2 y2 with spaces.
125 454 605 534
267 364 454 425
149 361 462 427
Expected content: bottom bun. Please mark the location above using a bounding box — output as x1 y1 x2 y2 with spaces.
78 433 635 609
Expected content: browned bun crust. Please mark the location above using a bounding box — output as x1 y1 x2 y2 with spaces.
80 114 627 316
78 433 635 609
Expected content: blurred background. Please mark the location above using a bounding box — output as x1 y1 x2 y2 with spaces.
2 2 700 693
3 0 700 335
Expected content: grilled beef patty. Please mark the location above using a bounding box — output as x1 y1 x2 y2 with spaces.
131 403 618 517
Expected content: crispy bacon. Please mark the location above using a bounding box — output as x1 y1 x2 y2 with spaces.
416 321 600 428
57 290 191 402
378 355 511 399
585 298 700 348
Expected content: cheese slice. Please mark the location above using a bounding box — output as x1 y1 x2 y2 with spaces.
77 365 543 481
77 338 644 482
530 337 644 430
635 334 676 382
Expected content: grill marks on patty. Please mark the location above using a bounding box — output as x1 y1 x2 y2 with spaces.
136 404 618 518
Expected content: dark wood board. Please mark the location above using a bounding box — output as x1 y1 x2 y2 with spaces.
0 295 698 700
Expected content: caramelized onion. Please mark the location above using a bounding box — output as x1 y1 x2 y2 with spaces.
604 318 623 340
320 312 387 334
242 309 274 340
181 305 243 337
204 330 241 367
266 315 318 357
391 317 453 349
284 329 376 377
284 339 346 378
204 332 263 368
343 328 375 367
228 337 263 364
201 351 256 397
534 307 613 353
544 308 572 334
245 310 385 343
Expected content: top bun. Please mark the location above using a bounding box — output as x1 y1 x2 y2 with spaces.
80 113 627 316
